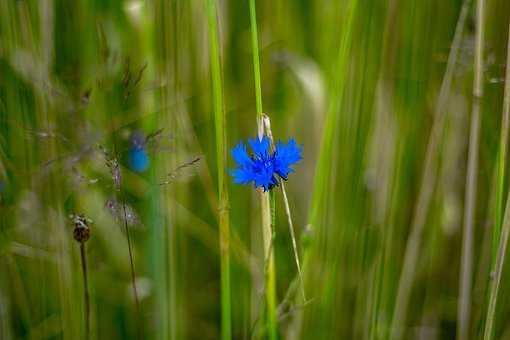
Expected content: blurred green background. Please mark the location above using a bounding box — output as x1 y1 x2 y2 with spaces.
1 0 510 339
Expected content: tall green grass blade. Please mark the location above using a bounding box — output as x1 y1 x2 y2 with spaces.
483 22 510 340
249 0 263 122
390 1 471 338
249 2 278 337
206 1 232 339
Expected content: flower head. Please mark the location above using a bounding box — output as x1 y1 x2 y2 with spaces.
128 148 150 173
128 130 150 173
230 136 302 191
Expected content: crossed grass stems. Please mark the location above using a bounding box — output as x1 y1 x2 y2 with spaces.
246 114 311 339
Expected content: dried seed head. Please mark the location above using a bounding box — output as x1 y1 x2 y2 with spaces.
159 156 201 185
98 144 122 191
104 198 142 227
70 214 92 243
74 226 90 243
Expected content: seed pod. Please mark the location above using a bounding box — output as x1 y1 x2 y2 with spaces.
70 214 92 243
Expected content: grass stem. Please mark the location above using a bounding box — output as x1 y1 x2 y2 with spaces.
264 190 277 340
121 202 142 337
457 0 485 338
249 0 263 121
280 182 306 301
263 114 305 301
390 1 471 338
249 2 278 338
106 129 142 339
483 22 510 340
206 1 232 339
79 243 90 340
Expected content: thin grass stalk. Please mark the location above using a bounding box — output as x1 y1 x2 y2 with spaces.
280 183 305 300
259 132 277 338
107 116 142 338
206 1 231 339
79 243 90 340
483 189 510 339
492 36 510 280
483 22 510 340
120 203 142 335
249 2 278 338
266 190 278 340
389 1 471 338
457 0 485 338
472 166 498 331
263 114 305 301
249 0 263 121
256 186 276 339
258 129 277 340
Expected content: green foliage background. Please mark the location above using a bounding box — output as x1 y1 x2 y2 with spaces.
1 0 510 339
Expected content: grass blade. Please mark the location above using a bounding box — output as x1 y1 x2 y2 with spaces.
390 1 472 338
249 2 278 338
249 0 263 121
206 1 232 339
483 22 510 340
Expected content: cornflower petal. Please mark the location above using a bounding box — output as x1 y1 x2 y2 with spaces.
248 136 271 158
274 139 303 179
230 168 256 184
231 142 253 168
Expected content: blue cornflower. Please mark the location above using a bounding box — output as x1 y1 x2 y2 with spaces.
230 136 302 191
128 130 150 173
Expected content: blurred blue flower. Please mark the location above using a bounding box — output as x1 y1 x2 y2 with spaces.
230 136 302 191
128 131 150 173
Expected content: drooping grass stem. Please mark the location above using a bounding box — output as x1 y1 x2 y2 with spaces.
483 22 510 340
280 182 306 301
205 1 232 339
263 114 306 301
